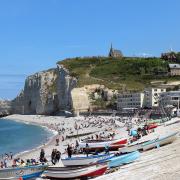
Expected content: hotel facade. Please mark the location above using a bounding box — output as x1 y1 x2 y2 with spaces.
117 88 166 110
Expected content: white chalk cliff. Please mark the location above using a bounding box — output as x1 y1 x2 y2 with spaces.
11 65 77 115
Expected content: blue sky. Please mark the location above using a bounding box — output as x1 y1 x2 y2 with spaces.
0 0 180 99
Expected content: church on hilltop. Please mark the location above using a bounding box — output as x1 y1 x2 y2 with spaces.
108 44 123 58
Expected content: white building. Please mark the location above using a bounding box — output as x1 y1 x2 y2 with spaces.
144 88 166 108
117 88 166 110
117 92 145 110
169 64 180 76
160 91 180 107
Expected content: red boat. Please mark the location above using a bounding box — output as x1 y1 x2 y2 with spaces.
147 123 158 130
42 163 107 179
79 138 127 152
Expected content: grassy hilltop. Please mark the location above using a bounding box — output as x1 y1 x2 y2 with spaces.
57 57 180 92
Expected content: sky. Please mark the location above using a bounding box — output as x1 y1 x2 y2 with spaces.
0 0 180 99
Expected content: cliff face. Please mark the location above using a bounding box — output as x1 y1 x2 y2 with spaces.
0 100 12 116
11 65 77 115
57 64 77 110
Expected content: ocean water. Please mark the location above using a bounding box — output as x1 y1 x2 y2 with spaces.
0 119 53 155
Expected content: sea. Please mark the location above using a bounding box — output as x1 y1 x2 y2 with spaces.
0 118 53 156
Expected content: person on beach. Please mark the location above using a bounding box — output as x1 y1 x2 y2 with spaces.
67 144 72 158
56 138 59 146
51 149 56 165
3 157 8 168
56 151 61 162
85 143 89 157
10 152 13 160
0 161 4 168
75 140 79 149
12 159 17 167
40 149 45 162
105 144 110 154
20 159 26 167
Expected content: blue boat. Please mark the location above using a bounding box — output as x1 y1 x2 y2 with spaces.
108 151 140 168
0 164 47 180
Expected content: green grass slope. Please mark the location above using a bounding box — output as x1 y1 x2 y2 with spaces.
57 57 180 92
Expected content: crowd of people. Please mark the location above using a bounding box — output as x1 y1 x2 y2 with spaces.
0 152 13 168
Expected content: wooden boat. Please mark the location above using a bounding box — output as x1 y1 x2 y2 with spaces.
82 144 125 152
164 119 180 126
142 132 178 151
79 138 127 148
62 153 114 166
108 151 140 168
120 132 178 153
0 164 47 180
119 140 149 153
42 163 107 179
147 123 158 130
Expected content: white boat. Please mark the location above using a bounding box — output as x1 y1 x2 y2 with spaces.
0 164 47 180
119 132 178 153
142 132 178 151
119 141 147 153
42 163 107 179
61 153 114 166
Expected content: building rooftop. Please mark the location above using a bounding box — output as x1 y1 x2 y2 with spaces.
113 49 122 54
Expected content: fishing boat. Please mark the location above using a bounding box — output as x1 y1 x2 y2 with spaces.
42 163 107 179
62 153 114 166
119 131 178 153
147 123 158 130
142 131 178 151
119 140 149 153
79 138 127 151
108 151 140 168
0 164 47 180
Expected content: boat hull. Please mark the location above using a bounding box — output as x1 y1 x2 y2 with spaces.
0 165 47 180
82 144 125 153
62 153 114 166
142 132 177 151
79 138 127 149
43 163 107 179
120 132 178 153
108 151 140 168
119 143 143 153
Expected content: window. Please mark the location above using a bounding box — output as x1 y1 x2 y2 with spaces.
172 97 179 100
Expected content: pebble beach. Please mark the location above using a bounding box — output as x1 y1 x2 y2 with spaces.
2 114 180 180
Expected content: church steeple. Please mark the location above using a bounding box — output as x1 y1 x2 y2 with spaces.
110 43 113 50
109 43 114 57
108 43 123 58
